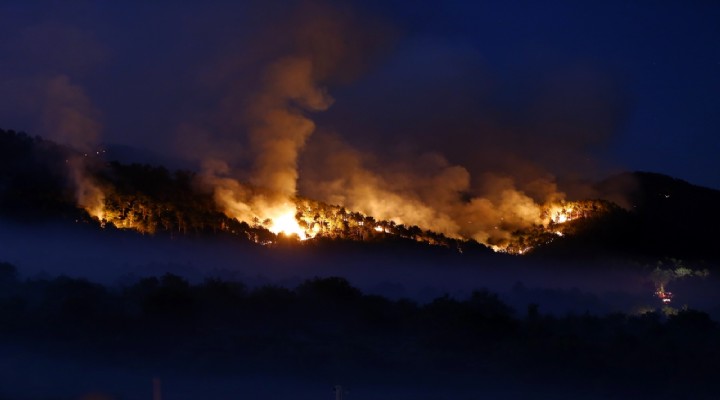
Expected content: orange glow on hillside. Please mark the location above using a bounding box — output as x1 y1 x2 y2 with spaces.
266 204 310 240
546 204 579 224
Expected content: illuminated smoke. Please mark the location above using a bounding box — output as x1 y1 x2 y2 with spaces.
198 2 374 238
196 3 611 246
42 74 105 219
248 56 333 199
299 135 463 237
206 55 332 238
199 55 333 239
300 134 570 245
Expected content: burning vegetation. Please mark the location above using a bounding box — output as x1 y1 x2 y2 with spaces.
81 161 471 250
70 156 616 255
2 127 720 267
0 129 623 255
487 199 617 254
0 3 628 257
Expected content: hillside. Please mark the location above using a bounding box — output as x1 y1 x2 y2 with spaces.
1 128 719 263
529 172 720 262
0 129 484 254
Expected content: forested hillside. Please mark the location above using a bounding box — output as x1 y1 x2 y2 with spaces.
2 128 719 263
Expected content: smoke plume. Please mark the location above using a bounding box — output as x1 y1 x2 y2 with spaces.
42 74 105 218
248 56 333 200
200 49 335 236
197 1 382 237
300 133 569 245
190 2 624 246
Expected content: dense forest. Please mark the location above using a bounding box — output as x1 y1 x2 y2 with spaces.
0 261 718 398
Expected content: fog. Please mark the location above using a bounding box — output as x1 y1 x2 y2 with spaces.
4 220 716 316
2 221 719 399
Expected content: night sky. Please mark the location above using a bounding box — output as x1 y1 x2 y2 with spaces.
1 0 719 189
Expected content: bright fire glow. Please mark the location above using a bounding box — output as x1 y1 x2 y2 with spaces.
266 205 309 240
546 204 578 225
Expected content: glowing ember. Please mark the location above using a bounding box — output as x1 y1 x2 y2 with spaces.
544 202 586 225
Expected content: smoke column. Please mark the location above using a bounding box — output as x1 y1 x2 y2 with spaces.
199 3 606 248
42 74 105 219
200 2 369 238
249 56 333 198
202 55 333 238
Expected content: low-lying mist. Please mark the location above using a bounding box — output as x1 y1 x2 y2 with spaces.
2 221 720 400
3 220 716 317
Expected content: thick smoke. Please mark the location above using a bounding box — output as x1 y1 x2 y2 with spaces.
300 133 567 245
0 3 628 246
197 2 381 235
248 56 333 199
299 135 463 236
193 3 619 245
289 36 629 245
201 52 335 234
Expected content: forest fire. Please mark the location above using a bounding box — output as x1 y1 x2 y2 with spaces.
265 204 310 240
486 199 613 254
545 203 581 224
75 173 615 253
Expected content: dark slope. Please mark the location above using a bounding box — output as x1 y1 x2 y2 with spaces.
532 172 720 262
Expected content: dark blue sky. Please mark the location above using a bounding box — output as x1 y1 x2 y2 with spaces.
1 0 718 189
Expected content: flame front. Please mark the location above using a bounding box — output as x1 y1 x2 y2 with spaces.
266 204 308 240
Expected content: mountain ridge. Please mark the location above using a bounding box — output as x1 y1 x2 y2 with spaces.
1 128 718 263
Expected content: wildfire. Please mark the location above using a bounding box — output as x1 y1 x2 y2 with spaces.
545 204 579 225
84 202 105 222
266 204 310 240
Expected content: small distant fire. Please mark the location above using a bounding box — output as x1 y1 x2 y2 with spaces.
491 200 610 255
655 285 673 304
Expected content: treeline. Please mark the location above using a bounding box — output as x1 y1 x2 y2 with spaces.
293 199 480 251
95 162 478 250
504 200 623 255
0 129 80 219
95 161 260 237
536 172 720 262
0 262 718 395
0 128 481 252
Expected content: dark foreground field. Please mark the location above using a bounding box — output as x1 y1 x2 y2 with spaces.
1 259 719 400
